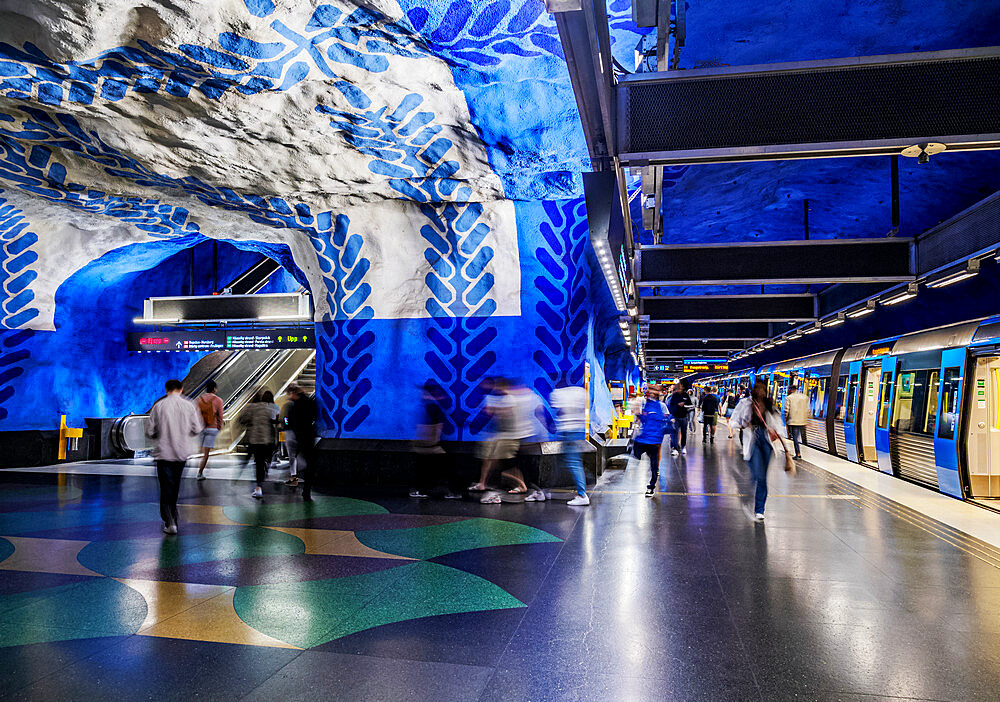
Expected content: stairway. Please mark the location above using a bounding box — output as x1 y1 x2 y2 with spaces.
294 359 317 396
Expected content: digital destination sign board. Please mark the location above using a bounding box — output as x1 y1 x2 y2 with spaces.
128 328 313 352
682 359 730 373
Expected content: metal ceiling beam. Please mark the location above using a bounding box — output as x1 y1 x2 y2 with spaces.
617 48 1000 166
550 1 612 169
645 339 748 351
640 294 815 322
636 238 914 285
648 321 772 339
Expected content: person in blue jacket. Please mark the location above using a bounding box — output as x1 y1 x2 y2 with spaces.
633 387 670 497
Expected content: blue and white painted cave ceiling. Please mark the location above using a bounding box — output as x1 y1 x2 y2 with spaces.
0 0 997 286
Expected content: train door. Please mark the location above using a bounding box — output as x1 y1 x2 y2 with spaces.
856 364 881 466
966 355 1000 502
874 356 898 475
933 349 965 499
842 364 861 461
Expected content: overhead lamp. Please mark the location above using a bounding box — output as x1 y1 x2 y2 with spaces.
847 300 877 318
927 259 980 288
627 305 638 316
822 314 846 328
883 282 919 306
773 338 788 345
802 324 821 335
788 331 802 339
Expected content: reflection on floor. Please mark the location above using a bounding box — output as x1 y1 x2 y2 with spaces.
1 436 999 701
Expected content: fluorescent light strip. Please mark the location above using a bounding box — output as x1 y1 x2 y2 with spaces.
883 292 915 305
802 326 821 335
134 317 180 324
822 317 845 327
846 307 874 318
926 270 977 288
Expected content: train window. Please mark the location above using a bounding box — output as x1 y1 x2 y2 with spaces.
890 369 938 436
845 374 860 423
877 371 893 428
808 377 828 419
835 379 846 421
937 367 962 440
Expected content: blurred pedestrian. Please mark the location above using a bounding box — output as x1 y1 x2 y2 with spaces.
280 397 300 487
240 389 280 499
700 386 720 444
634 387 669 497
550 379 590 506
731 378 791 522
667 383 693 456
472 378 516 494
502 379 547 502
195 380 223 480
785 382 809 460
146 379 203 535
285 384 317 501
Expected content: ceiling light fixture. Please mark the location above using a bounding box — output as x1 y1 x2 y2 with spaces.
926 259 981 288
822 314 846 328
883 282 919 306
847 300 877 318
802 324 821 335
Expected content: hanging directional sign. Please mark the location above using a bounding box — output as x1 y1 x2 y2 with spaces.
128 327 314 352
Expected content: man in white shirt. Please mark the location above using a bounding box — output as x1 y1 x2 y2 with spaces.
785 382 810 459
146 379 203 535
551 381 590 506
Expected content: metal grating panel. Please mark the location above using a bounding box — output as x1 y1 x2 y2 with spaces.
622 54 1000 155
805 418 828 452
834 422 847 458
916 192 1000 273
889 433 939 489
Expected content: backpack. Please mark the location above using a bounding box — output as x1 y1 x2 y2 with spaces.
198 395 217 427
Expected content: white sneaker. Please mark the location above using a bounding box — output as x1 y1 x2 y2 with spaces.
443 492 463 500
408 490 428 499
567 495 590 506
162 523 177 535
682 448 687 455
252 487 263 499
754 513 765 522
524 489 546 502
480 491 502 504
196 474 206 481
671 449 679 457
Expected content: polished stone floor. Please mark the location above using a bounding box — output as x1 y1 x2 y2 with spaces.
1 436 999 701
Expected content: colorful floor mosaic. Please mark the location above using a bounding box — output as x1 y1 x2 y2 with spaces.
0 487 560 651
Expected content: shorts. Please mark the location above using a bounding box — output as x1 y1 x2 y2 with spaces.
477 438 518 461
702 414 718 426
725 408 733 418
632 441 661 461
201 427 219 448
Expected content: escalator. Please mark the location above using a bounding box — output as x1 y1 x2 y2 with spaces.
111 257 315 456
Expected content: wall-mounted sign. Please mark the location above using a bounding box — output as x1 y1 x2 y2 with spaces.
870 345 893 357
128 327 314 352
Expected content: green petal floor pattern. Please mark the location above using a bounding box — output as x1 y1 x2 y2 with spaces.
222 496 388 526
0 577 146 647
77 526 305 578
0 503 158 535
234 561 524 649
354 517 563 560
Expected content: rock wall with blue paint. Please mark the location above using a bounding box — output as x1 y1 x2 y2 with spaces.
0 0 634 438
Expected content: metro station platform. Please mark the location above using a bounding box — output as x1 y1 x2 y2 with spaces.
1 437 999 701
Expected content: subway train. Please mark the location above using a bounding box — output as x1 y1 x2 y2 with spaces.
708 315 1000 510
